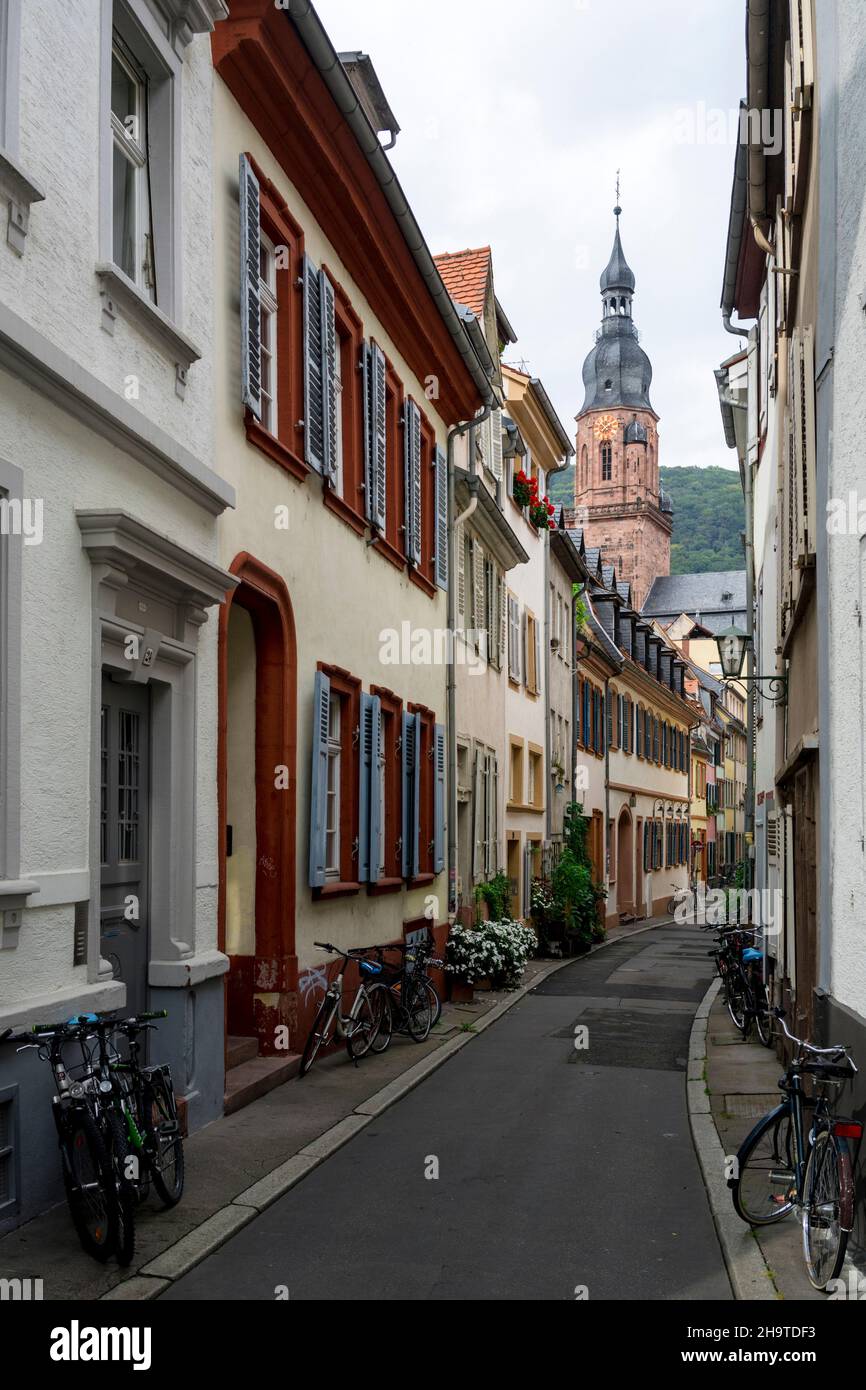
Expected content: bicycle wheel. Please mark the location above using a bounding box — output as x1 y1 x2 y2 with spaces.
144 1072 184 1207
731 1107 797 1226
405 978 433 1042
104 1109 136 1267
802 1131 851 1289
61 1111 118 1262
299 995 336 1076
725 968 749 1034
425 978 442 1029
753 980 774 1048
368 984 393 1054
346 991 379 1061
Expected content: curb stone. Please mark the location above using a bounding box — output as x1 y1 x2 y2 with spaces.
104 917 669 1299
687 976 779 1301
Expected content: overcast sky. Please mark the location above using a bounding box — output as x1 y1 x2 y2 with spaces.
314 0 747 471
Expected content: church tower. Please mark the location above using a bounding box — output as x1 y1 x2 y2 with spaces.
574 206 672 607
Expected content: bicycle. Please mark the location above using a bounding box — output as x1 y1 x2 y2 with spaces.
666 880 696 916
3 1017 128 1263
299 943 390 1075
729 1010 861 1290
366 937 444 1053
704 924 773 1046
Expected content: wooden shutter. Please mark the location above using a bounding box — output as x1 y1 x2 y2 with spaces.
789 0 814 112
490 408 503 482
303 255 325 473
491 755 499 880
308 669 330 887
474 541 485 653
472 744 483 881
608 690 616 749
434 444 448 590
358 691 376 883
363 340 387 530
239 154 262 420
370 697 384 883
403 398 422 567
320 270 338 481
401 711 420 879
534 619 541 696
522 609 528 688
498 571 507 670
457 525 466 627
793 326 816 563
433 723 446 874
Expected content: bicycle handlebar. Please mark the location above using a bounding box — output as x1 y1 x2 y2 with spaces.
773 1009 858 1070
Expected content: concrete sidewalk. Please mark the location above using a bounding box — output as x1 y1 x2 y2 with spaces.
703 994 836 1300
0 917 662 1302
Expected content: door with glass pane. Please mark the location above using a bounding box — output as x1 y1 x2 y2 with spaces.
100 677 150 1015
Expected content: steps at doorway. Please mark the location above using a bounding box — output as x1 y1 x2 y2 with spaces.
226 1035 259 1071
224 1052 302 1115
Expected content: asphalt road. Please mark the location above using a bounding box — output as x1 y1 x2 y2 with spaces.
163 923 732 1301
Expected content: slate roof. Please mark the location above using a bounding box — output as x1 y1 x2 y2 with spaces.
641 570 747 634
433 247 491 319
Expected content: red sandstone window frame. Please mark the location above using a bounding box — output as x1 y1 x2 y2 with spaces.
243 155 307 483
408 702 436 882
314 663 362 898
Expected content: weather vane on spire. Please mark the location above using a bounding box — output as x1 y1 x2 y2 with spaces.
614 169 622 219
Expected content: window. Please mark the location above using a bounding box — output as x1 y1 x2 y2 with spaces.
509 739 524 807
111 35 155 297
258 234 278 435
103 4 182 319
507 594 521 681
324 696 341 880
528 747 543 809
524 611 540 695
601 442 612 481
309 666 361 890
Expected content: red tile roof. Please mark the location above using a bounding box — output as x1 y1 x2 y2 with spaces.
433 247 491 319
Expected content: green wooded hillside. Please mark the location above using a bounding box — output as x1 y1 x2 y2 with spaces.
546 464 745 574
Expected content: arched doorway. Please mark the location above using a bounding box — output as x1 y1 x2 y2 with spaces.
616 807 634 918
218 554 297 1063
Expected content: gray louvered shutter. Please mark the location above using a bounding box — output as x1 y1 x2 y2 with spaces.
473 540 485 646
308 669 330 887
363 340 387 530
403 398 422 566
302 255 325 473
472 745 483 881
491 754 499 879
521 609 528 687
456 525 466 626
434 444 448 590
490 408 503 482
433 723 446 874
320 270 338 481
401 712 420 879
239 154 262 420
534 620 541 695
498 571 507 670
370 696 384 883
358 692 375 883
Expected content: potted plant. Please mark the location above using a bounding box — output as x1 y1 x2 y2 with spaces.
512 469 533 508
446 920 537 994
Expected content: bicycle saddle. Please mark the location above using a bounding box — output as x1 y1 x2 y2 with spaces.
359 959 382 975
742 947 762 963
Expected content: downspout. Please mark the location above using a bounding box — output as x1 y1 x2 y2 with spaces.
744 329 759 895
604 672 611 897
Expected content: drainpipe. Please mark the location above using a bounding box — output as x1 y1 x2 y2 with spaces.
604 672 611 894
744 330 758 896
446 402 495 922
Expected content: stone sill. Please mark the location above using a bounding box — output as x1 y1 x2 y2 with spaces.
95 264 202 372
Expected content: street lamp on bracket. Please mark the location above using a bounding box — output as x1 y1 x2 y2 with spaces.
715 624 788 706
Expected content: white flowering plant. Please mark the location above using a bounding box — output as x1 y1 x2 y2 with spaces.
446 920 538 990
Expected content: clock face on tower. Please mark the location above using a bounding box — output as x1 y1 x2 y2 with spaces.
593 413 617 442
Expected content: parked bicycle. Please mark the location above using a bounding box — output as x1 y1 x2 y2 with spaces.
704 923 774 1046
367 936 444 1053
299 943 390 1075
729 1010 860 1290
1 1008 182 1265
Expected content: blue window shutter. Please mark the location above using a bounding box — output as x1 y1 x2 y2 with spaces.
403 398 422 566
358 692 375 883
411 713 421 877
319 270 338 481
369 696 383 884
362 341 387 530
302 255 325 473
434 445 448 590
239 154 262 420
308 669 330 887
433 723 446 873
400 717 419 878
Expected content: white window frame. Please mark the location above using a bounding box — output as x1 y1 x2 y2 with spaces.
99 0 183 325
111 34 156 300
258 232 278 435
325 698 341 881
